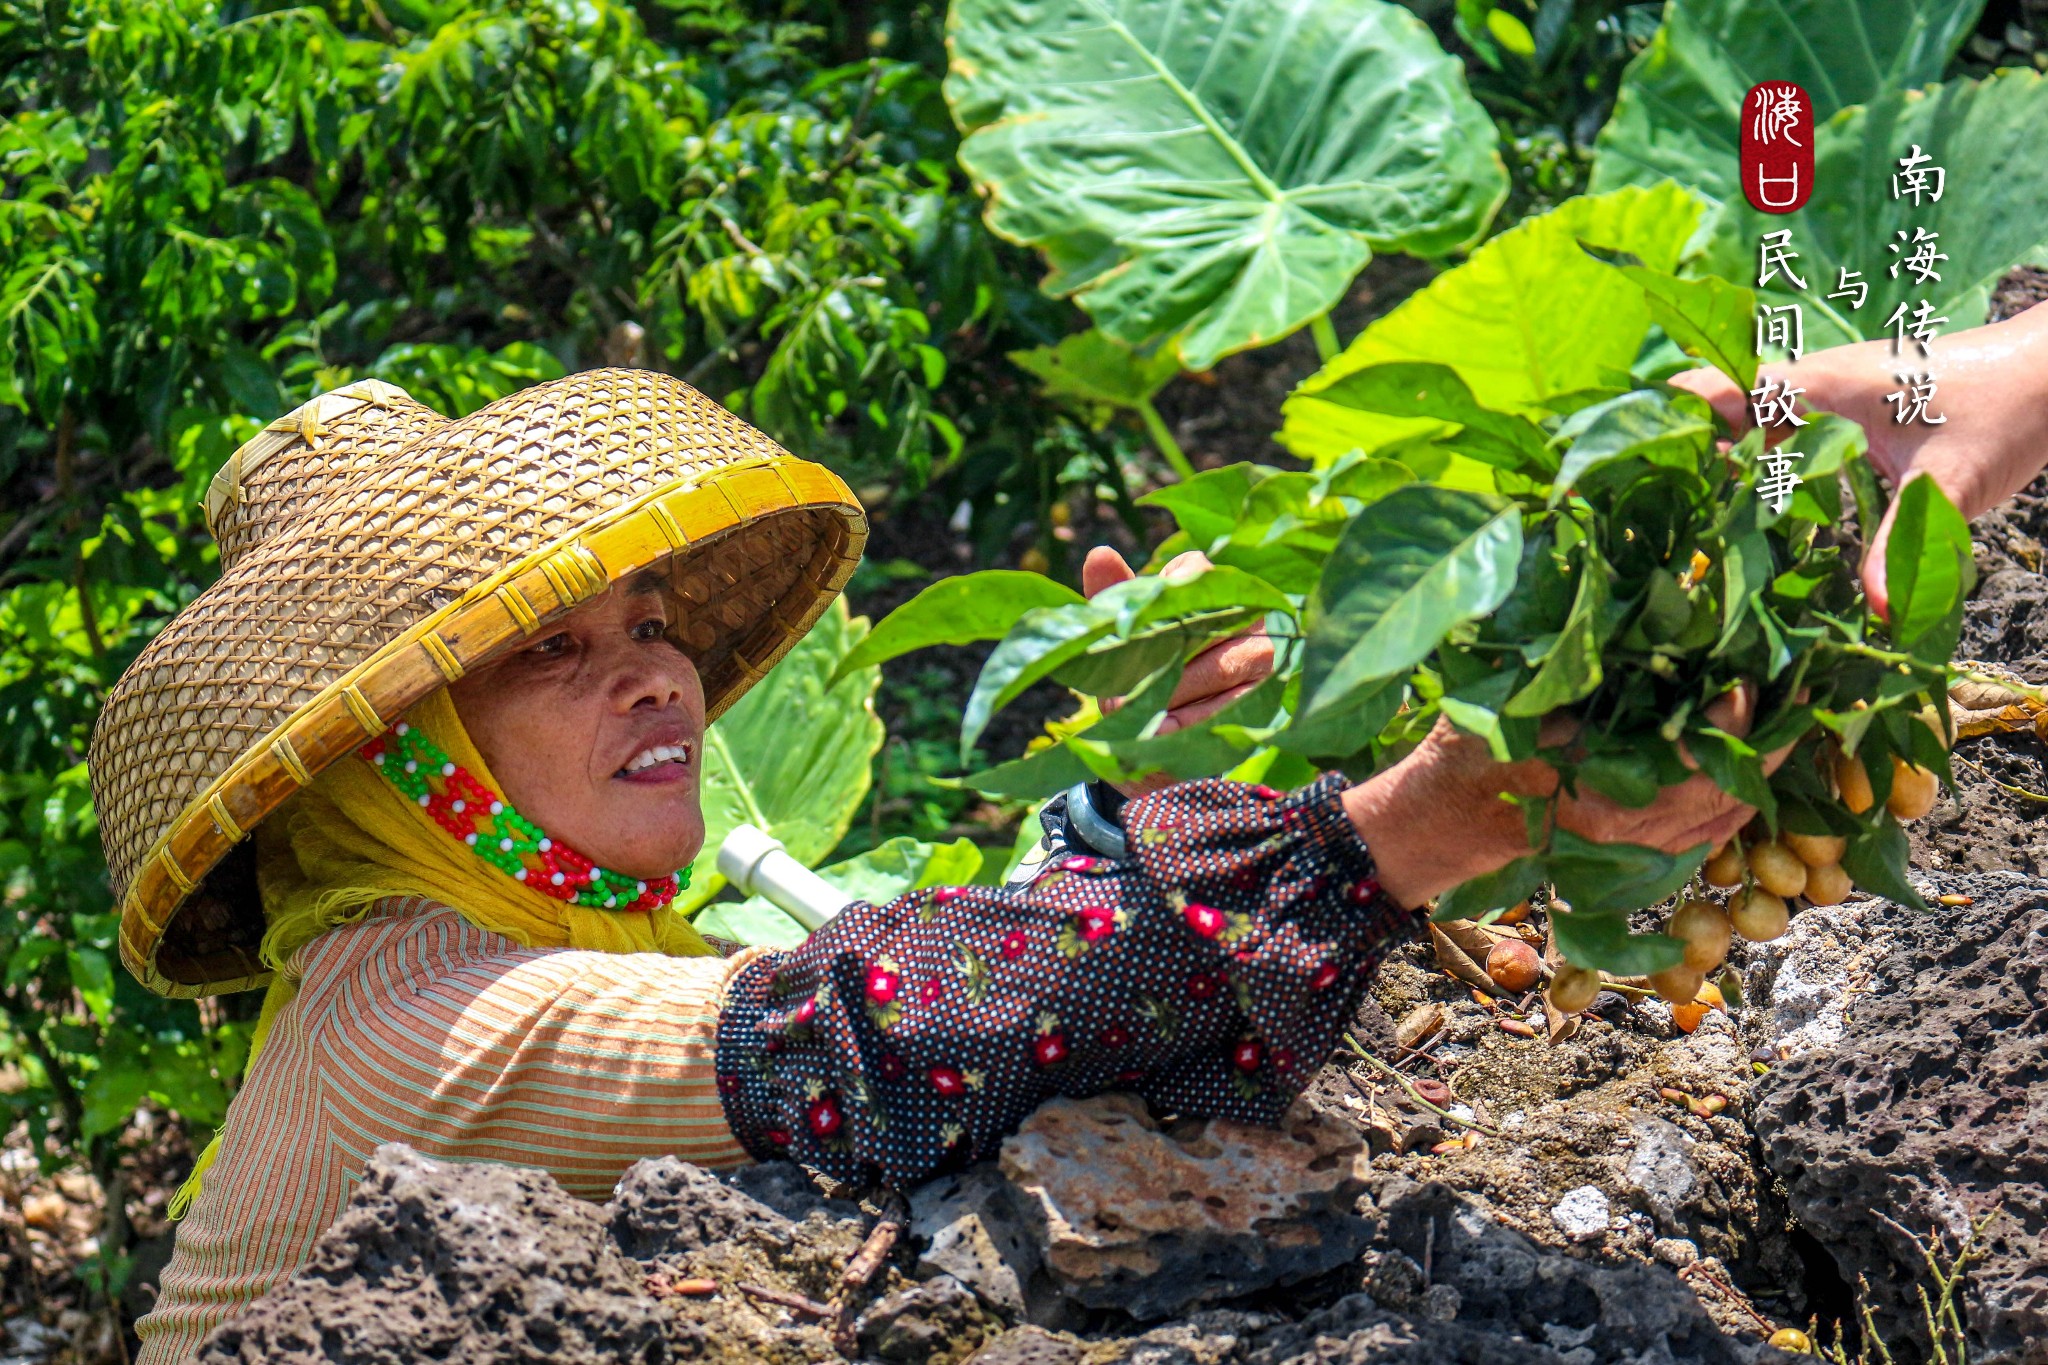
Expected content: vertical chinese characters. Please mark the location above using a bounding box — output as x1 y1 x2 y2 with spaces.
1749 226 1808 512
1883 145 1949 427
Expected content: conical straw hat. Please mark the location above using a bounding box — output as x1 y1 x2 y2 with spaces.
205 379 451 571
90 368 866 998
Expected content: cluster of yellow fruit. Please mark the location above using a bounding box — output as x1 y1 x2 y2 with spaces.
1544 745 1943 1017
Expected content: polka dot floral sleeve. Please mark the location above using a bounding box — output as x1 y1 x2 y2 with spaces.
713 774 1428 1187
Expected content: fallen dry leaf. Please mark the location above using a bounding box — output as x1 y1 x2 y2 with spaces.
1429 922 1504 997
1395 1002 1447 1051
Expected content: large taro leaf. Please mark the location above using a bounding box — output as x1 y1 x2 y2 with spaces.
1697 70 2048 351
944 0 1506 370
1589 0 1985 205
679 599 884 914
1279 184 1703 468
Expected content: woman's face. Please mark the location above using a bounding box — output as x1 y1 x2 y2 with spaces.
449 574 706 880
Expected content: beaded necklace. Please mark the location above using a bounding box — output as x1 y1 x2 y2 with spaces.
359 722 690 912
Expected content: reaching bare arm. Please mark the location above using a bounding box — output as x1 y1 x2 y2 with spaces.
1672 299 2048 618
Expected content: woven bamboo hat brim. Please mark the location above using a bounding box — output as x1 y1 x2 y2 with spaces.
90 368 866 998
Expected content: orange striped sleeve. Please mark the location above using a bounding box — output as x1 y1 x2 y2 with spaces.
307 909 759 1197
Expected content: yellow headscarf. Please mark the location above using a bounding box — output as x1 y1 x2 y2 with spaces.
173 688 715 1214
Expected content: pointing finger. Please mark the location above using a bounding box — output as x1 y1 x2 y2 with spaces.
1082 546 1136 599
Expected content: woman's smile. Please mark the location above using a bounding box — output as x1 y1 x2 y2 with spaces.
617 737 695 784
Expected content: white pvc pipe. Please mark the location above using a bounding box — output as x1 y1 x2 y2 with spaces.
715 823 852 932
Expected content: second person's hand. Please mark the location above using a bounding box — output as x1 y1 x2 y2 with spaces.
1082 545 1276 799
1670 299 2048 618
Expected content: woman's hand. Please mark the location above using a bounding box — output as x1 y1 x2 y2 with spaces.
1669 299 2048 618
1342 684 1791 910
1082 545 1276 799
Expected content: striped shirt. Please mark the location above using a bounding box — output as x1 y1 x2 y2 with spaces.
135 896 760 1365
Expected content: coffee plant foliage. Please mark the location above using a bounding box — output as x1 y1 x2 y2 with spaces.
0 0 2035 1273
0 0 1068 1214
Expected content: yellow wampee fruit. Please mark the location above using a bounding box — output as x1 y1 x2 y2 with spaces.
1803 862 1852 906
1836 753 1875 813
1747 840 1809 899
1547 964 1601 1014
1486 939 1542 992
1703 843 1746 887
1782 831 1847 867
1668 898 1733 973
1671 980 1725 1034
1648 964 1705 1006
1887 757 1940 820
1728 888 1790 942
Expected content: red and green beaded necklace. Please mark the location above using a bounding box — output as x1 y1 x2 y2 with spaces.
359 722 689 913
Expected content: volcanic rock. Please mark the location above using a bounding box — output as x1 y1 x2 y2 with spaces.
193 1144 667 1365
1752 871 2048 1364
995 1094 1375 1319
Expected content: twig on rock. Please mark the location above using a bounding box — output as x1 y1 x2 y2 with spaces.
829 1190 909 1354
1344 1035 1509 1140
736 1281 833 1318
1678 1262 1778 1334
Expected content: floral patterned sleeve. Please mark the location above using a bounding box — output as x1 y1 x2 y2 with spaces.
713 773 1428 1186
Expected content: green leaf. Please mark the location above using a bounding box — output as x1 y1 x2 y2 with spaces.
1697 70 2048 351
82 1064 150 1142
1280 184 1705 466
1301 486 1524 719
1590 0 1985 204
1885 475 1975 651
1089 670 1289 780
1138 464 1274 548
698 837 986 948
1840 816 1930 911
964 601 1117 760
1440 659 1528 759
1550 390 1713 505
1580 246 1758 389
1009 330 1182 424
962 740 1103 800
1546 827 1707 917
1687 726 1777 822
1052 565 1291 697
1315 451 1420 506
1305 362 1556 474
690 898 815 950
1273 674 1406 760
1505 552 1609 716
1434 855 1544 922
1550 908 1687 975
682 600 885 913
832 571 1086 685
1575 749 1665 808
66 946 113 1022
946 0 1507 368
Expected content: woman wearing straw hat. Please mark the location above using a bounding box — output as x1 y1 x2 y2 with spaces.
92 370 1774 1360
